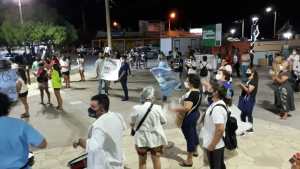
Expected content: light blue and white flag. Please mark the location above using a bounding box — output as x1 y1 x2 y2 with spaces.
151 61 180 97
0 69 18 101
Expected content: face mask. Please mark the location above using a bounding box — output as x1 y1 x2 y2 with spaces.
293 51 297 55
246 73 252 78
184 81 190 89
88 107 97 118
216 74 222 81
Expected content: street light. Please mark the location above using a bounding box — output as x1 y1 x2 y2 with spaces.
265 6 277 39
113 21 118 27
283 31 293 40
168 12 176 32
265 7 272 13
230 28 236 35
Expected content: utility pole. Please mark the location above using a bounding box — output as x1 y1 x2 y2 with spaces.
274 11 277 39
242 19 245 39
105 0 112 48
18 0 24 25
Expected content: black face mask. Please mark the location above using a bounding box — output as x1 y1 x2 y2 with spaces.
88 108 97 118
246 73 252 78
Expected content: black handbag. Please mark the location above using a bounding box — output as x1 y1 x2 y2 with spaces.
131 103 153 136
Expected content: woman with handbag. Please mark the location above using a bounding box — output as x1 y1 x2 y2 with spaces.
130 86 168 169
170 74 201 167
238 67 258 133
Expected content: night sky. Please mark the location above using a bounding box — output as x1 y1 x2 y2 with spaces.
9 0 300 38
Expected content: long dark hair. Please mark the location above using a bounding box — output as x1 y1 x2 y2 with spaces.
211 81 231 106
53 64 62 77
17 68 27 84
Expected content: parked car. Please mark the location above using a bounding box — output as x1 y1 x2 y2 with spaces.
134 46 159 59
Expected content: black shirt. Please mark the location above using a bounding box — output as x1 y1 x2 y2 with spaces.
241 78 258 98
184 90 201 112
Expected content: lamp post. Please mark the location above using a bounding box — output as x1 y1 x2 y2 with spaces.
18 0 24 24
265 6 277 39
105 0 112 48
168 12 176 32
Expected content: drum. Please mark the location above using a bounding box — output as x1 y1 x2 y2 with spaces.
68 153 87 169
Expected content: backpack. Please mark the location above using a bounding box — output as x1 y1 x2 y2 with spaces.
200 63 208 77
37 69 48 83
209 104 238 150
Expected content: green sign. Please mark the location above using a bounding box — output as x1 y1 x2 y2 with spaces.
202 24 222 47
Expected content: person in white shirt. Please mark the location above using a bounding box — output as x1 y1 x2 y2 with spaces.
77 55 86 81
131 86 168 169
202 82 228 169
95 53 108 95
74 94 126 169
199 55 212 81
287 49 300 92
219 59 232 75
60 56 71 88
16 68 30 118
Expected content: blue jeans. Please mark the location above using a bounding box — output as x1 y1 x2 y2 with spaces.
181 111 200 152
98 79 108 95
241 64 249 82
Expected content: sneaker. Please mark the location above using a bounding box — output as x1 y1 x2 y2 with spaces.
246 128 254 133
121 98 129 101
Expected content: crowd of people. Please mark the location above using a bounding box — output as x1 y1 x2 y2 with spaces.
0 45 299 169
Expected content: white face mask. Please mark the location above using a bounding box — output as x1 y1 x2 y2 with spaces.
184 81 190 89
293 51 297 55
216 74 222 80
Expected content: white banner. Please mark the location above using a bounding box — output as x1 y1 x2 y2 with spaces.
100 59 122 81
0 69 18 101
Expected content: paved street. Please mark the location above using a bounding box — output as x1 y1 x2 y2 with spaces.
8 61 300 169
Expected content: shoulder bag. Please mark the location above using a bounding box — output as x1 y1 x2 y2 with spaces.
131 103 154 136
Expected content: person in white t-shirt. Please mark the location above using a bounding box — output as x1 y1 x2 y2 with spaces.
16 68 30 118
202 82 228 169
77 55 85 81
287 49 300 92
60 56 71 88
219 59 232 75
131 86 168 169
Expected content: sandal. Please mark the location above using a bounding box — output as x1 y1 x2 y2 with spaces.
21 113 30 118
179 161 193 167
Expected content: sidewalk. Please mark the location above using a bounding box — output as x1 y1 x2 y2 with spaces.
32 118 300 169
8 66 300 169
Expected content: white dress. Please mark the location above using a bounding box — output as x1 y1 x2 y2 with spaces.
131 102 168 148
77 58 85 71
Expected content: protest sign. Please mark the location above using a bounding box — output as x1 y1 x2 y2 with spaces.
0 69 18 101
100 58 122 81
151 62 180 97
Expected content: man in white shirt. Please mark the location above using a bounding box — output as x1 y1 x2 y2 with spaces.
74 94 126 169
95 53 108 95
202 83 227 169
287 49 300 92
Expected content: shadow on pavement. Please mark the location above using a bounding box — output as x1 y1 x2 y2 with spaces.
112 87 142 92
109 93 141 103
36 105 60 119
258 100 279 116
162 141 186 163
